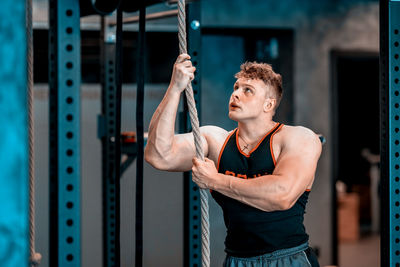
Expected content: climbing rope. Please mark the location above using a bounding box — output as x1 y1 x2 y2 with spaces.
26 0 41 265
177 1 210 266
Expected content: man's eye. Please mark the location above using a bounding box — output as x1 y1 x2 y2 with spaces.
245 88 251 92
234 86 238 91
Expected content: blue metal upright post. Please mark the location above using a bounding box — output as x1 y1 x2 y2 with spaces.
49 0 81 266
0 1 29 266
381 0 400 266
389 2 400 266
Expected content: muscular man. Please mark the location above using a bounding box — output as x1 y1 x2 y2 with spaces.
145 54 322 267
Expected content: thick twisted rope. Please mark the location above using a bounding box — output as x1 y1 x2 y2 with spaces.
27 0 41 265
177 1 210 266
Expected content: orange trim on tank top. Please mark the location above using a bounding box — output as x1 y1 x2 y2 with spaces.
270 124 284 166
217 129 237 171
236 123 280 158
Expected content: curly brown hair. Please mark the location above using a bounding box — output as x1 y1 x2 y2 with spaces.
235 62 283 109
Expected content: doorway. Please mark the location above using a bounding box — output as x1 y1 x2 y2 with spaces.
331 51 380 267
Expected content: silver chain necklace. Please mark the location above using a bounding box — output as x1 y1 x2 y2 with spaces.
238 135 251 151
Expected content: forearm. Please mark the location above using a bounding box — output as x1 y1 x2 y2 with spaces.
145 85 181 163
145 54 198 170
212 174 289 211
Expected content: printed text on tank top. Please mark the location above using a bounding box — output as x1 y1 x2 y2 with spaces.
217 123 312 191
211 122 312 256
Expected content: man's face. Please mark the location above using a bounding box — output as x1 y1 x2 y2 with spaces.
228 78 272 121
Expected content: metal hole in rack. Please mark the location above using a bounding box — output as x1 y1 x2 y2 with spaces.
66 132 73 139
67 202 73 209
66 167 73 174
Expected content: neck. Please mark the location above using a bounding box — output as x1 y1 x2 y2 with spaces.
238 117 277 143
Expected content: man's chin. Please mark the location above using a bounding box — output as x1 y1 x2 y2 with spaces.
228 112 239 122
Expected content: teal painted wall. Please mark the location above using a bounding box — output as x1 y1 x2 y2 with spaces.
0 0 29 267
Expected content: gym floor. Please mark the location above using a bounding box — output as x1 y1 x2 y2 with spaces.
339 233 380 267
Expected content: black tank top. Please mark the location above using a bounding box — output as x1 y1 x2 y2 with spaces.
211 123 310 257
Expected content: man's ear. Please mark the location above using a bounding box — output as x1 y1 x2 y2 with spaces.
263 98 276 112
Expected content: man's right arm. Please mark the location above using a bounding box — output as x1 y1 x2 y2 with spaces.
144 54 208 172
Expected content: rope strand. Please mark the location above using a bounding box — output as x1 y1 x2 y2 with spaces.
177 1 210 266
27 0 41 265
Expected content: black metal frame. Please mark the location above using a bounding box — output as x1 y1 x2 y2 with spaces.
135 4 146 267
99 11 141 267
182 1 202 266
380 1 389 266
98 30 122 266
329 50 339 266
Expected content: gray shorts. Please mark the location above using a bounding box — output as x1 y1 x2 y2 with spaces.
223 242 320 267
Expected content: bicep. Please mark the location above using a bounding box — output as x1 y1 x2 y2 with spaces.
154 125 227 172
169 131 209 171
272 132 322 199
170 125 228 171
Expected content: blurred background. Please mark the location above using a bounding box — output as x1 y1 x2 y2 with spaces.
30 0 380 266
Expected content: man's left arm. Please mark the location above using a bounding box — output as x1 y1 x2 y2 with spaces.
192 127 322 212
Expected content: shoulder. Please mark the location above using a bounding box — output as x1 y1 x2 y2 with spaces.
280 125 318 138
199 125 233 162
200 125 230 140
278 125 322 152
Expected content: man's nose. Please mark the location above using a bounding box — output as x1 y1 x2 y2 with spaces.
232 90 240 100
